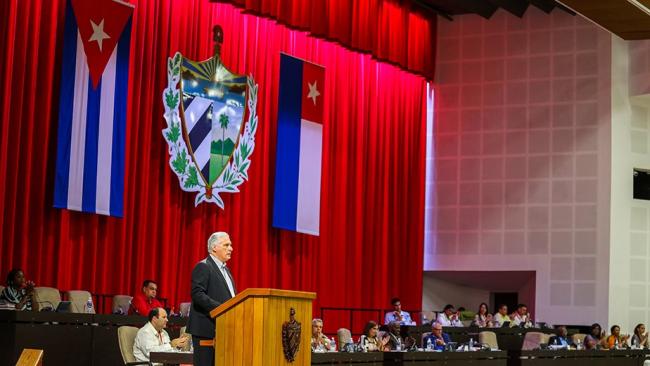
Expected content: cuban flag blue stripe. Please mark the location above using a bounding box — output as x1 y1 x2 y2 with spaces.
81 78 102 213
109 19 131 217
53 0 131 217
272 55 303 231
53 0 78 210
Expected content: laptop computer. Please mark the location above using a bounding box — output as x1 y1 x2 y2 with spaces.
55 301 72 313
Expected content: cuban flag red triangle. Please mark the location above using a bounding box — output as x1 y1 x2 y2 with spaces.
71 0 134 88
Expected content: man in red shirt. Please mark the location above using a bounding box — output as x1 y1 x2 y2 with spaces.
131 280 164 316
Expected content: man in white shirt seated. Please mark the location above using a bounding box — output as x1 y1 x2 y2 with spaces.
510 303 533 328
384 297 415 325
133 307 190 362
436 304 463 327
493 304 510 327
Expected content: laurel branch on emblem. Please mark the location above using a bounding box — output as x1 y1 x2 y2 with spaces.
162 52 258 208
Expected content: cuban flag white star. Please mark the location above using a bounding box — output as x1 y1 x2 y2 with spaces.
307 80 320 105
88 19 110 52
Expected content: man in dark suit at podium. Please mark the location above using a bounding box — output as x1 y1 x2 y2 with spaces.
187 231 237 366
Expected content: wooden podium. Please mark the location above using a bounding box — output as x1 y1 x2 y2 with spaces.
208 288 317 366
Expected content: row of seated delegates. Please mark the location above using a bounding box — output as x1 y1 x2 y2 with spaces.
581 323 650 350
133 307 191 363
359 321 417 351
0 268 38 311
487 303 533 328
312 319 417 353
384 297 416 325
131 279 164 316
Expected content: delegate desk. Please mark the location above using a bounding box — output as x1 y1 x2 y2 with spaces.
0 310 186 366
510 349 650 366
404 326 558 351
312 351 507 366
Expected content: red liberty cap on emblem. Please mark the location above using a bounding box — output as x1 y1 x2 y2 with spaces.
71 0 134 88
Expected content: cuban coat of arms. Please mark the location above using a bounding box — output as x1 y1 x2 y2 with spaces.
162 26 258 208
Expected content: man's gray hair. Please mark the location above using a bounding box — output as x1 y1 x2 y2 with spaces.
312 318 323 326
207 232 229 252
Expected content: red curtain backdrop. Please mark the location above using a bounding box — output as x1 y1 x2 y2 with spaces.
0 0 427 326
218 0 437 80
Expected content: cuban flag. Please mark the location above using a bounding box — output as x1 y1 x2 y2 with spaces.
53 0 134 217
272 54 325 236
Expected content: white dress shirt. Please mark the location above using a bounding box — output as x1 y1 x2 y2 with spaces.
133 321 173 362
511 313 532 327
493 312 510 326
436 312 463 327
384 310 415 325
211 254 236 298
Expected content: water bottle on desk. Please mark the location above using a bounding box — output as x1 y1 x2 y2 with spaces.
347 340 355 353
469 337 474 350
426 338 433 351
85 296 94 313
330 337 337 352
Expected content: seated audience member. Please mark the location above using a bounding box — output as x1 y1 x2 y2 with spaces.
359 320 388 352
423 322 452 351
0 268 38 311
472 303 493 327
631 323 649 348
311 318 331 352
131 279 164 316
510 304 532 328
384 321 416 351
584 323 605 350
548 326 570 348
493 304 510 327
384 297 415 325
436 304 463 327
133 308 190 362
606 325 629 349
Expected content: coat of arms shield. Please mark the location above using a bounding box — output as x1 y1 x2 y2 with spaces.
163 26 258 208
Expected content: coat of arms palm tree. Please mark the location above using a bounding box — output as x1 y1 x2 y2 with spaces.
219 113 230 167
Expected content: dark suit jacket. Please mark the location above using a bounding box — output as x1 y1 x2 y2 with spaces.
186 256 236 338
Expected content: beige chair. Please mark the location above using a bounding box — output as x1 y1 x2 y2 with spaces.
0 285 4 294
421 331 431 347
572 333 587 346
179 301 191 317
117 326 150 365
337 328 352 350
479 331 499 349
112 295 133 314
33 287 61 310
541 333 551 345
522 331 546 350
66 290 94 313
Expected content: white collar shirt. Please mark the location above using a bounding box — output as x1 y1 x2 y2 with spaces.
133 321 172 362
436 312 463 327
210 254 235 298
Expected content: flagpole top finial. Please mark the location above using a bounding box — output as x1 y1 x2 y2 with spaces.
213 25 223 57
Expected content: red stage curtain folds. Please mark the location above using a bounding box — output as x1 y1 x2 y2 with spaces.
217 0 437 80
0 0 427 326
